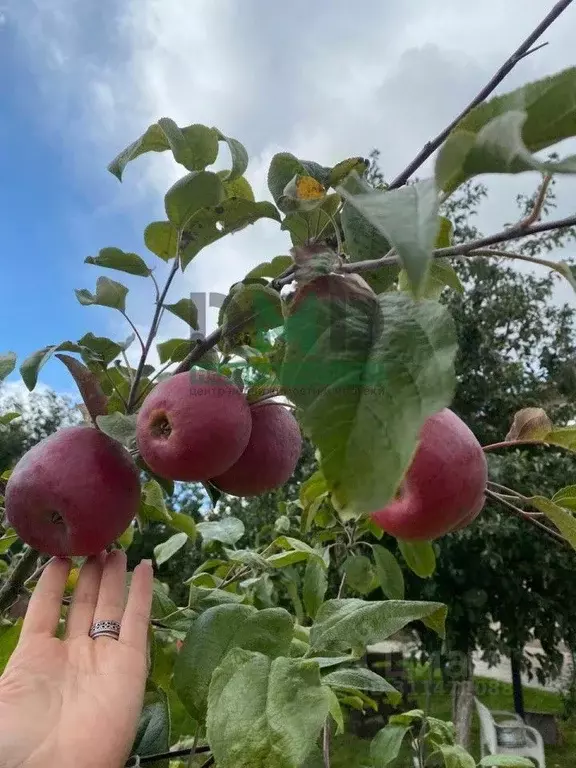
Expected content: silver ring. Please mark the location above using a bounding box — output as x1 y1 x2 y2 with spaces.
89 620 121 640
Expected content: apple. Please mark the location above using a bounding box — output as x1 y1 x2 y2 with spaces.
136 370 252 481
5 426 140 557
211 402 301 496
371 408 487 540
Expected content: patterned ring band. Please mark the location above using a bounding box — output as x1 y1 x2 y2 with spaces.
89 620 121 640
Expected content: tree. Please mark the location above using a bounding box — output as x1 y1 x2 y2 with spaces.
3 7 576 766
0 389 78 473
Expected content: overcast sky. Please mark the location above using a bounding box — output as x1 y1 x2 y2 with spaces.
2 0 576 394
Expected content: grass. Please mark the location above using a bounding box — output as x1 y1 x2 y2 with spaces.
412 675 576 768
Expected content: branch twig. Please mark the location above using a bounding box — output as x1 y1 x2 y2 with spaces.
485 488 568 545
387 0 574 189
127 253 181 411
518 174 552 228
341 213 576 274
174 328 222 374
0 547 40 613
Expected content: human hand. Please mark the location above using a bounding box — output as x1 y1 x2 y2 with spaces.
0 550 153 768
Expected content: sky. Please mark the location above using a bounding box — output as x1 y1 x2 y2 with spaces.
2 0 576 399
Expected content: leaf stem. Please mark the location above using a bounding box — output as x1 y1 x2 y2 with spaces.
126 745 210 766
323 719 331 768
0 546 41 613
100 364 129 410
517 174 552 228
120 311 146 354
127 242 181 411
387 0 573 189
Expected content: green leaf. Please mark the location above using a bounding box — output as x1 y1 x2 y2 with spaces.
478 757 535 767
154 532 188 566
0 412 21 426
0 352 16 382
174 604 293 720
436 67 576 194
309 598 446 654
544 425 576 451
131 687 171 768
207 649 330 768
326 687 345 735
371 545 405 600
164 298 199 329
170 512 197 541
437 744 475 768
156 338 194 364
75 276 128 312
281 277 456 516
165 170 225 229
140 479 172 523
108 120 218 180
55 354 108 423
108 122 171 180
281 208 333 248
95 412 137 448
116 523 134 551
77 333 124 365
197 517 245 546
397 539 437 578
328 157 369 188
340 175 398 293
370 723 410 768
0 533 19 554
144 221 179 261
552 485 576 510
343 555 377 595
181 198 280 269
219 283 283 351
268 153 318 204
303 557 328 620
20 341 83 391
339 178 439 298
157 119 219 171
85 247 151 277
323 668 401 703
215 130 249 181
528 496 576 551
0 620 22 674
245 255 293 280
220 173 255 201
151 580 179 620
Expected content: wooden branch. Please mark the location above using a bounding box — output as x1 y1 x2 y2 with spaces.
387 0 574 189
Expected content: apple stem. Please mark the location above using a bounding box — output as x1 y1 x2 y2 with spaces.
0 546 41 614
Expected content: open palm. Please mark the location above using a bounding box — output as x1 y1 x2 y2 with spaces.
0 551 153 768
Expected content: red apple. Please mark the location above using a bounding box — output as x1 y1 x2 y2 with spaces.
211 402 302 496
5 426 140 556
136 370 252 481
371 409 487 540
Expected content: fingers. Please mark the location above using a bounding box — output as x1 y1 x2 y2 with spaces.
21 557 71 639
65 553 105 640
91 550 128 636
120 559 153 653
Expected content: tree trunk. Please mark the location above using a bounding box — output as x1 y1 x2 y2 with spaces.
452 651 475 749
511 649 526 719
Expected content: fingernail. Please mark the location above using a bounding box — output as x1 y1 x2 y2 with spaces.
141 559 152 568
